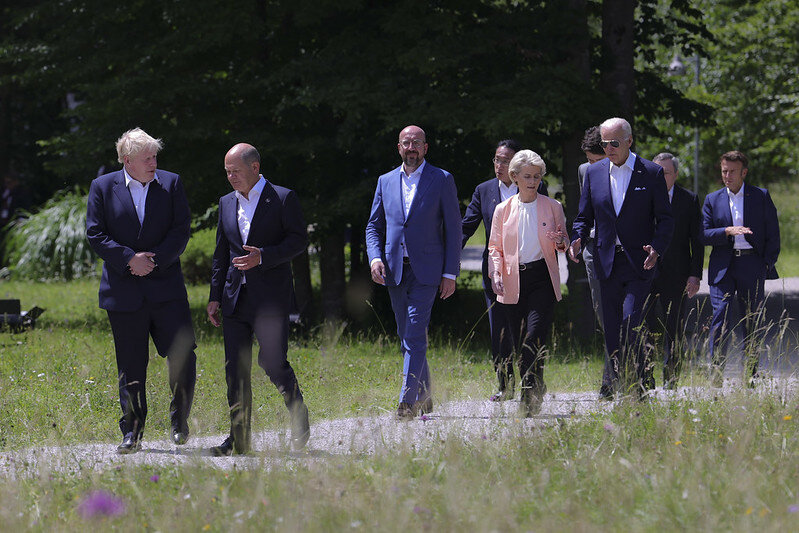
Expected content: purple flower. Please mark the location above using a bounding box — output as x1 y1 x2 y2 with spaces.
78 490 126 518
788 504 799 513
419 414 429 421
481 434 488 440
150 475 160 483
604 423 616 432
413 505 431 515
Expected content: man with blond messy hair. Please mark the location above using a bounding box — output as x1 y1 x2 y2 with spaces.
86 127 197 454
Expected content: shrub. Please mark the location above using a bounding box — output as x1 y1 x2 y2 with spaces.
181 227 215 285
3 188 97 280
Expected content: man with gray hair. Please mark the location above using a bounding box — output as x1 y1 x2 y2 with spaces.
86 127 197 453
645 152 703 389
569 117 673 399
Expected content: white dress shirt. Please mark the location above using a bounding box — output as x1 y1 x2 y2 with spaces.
235 175 267 282
668 185 674 204
498 180 518 202
517 197 543 264
609 151 636 244
400 160 426 260
125 170 158 225
727 186 753 250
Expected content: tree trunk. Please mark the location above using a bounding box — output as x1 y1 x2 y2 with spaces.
320 230 345 321
601 0 636 120
291 250 313 322
562 0 596 343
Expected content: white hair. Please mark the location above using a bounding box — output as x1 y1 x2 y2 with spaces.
116 128 163 163
599 117 633 139
508 149 547 178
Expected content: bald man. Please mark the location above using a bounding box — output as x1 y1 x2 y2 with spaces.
207 143 310 455
366 125 462 419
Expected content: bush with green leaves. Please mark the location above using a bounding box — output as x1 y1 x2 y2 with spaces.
3 188 97 280
181 227 215 285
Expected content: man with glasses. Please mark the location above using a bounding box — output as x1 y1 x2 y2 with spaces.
702 151 780 386
366 125 462 419
461 139 547 401
569 117 673 399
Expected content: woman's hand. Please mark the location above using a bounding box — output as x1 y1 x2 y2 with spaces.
545 223 568 251
491 275 505 297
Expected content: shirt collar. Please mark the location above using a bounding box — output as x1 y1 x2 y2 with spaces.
610 151 636 173
727 185 745 199
401 160 426 180
498 179 517 191
235 175 267 203
124 168 159 188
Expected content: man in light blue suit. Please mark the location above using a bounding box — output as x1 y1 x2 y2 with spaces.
702 150 780 385
569 117 673 399
366 125 462 420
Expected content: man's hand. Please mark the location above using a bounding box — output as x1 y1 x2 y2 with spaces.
232 245 261 271
725 225 753 236
491 275 504 297
568 238 582 263
685 276 701 298
642 245 659 270
206 301 221 327
439 277 456 299
128 251 156 276
370 260 386 285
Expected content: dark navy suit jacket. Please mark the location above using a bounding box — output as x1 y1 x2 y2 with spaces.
702 182 780 284
572 155 674 281
658 184 704 284
461 178 548 289
366 162 461 287
86 169 191 312
209 179 307 317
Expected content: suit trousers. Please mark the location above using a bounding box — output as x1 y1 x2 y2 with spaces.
599 252 655 394
107 298 197 439
582 237 604 331
645 276 690 385
499 260 555 394
387 263 438 404
483 286 514 391
222 285 303 447
709 254 766 376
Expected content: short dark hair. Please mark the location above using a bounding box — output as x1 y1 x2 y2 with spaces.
720 150 748 169
653 152 679 174
496 139 523 153
580 126 603 155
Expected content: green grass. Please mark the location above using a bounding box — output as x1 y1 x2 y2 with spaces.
2 279 798 531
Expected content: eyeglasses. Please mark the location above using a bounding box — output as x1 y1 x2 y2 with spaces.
600 139 622 149
493 157 511 166
400 139 425 149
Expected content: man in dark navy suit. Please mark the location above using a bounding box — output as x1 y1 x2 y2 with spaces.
645 153 704 389
702 150 780 385
86 128 196 453
569 117 673 399
461 139 547 401
207 143 310 455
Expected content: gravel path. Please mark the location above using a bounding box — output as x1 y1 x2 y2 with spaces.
2 379 796 478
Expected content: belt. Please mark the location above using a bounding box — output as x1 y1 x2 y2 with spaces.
733 248 755 256
402 256 410 264
519 260 544 271
615 244 625 254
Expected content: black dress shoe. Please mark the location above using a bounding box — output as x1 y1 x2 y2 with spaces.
598 384 615 401
209 437 235 457
117 435 141 454
396 402 416 420
416 397 433 415
172 431 189 445
290 402 310 450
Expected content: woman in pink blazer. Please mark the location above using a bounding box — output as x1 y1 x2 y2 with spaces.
488 150 568 416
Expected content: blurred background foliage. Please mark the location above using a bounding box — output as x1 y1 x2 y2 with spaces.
1 0 797 335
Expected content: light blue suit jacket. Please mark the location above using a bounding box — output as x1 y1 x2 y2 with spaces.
365 162 461 287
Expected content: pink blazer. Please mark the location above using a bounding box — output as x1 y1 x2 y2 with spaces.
488 195 566 304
